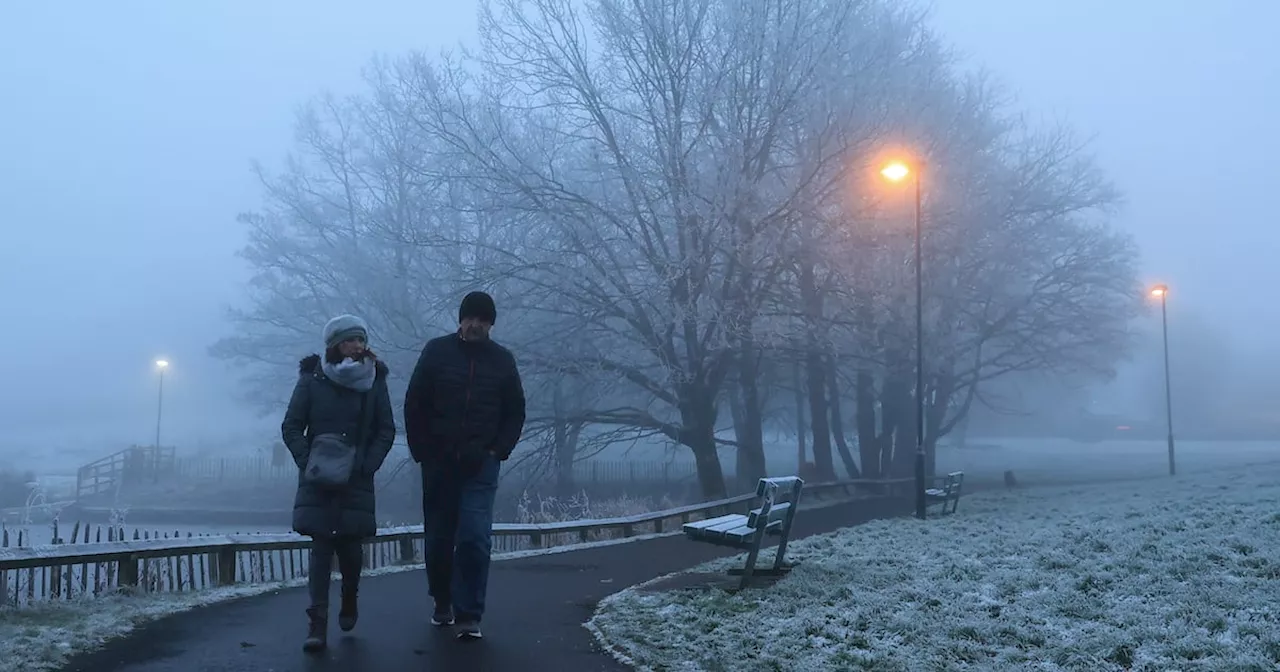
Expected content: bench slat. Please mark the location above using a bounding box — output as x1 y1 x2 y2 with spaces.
747 501 791 529
718 524 757 541
698 520 781 543
755 477 803 504
683 514 746 531
695 515 752 535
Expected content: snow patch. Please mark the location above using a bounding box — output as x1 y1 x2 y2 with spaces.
588 466 1280 671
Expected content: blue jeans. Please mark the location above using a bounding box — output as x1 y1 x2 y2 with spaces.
421 455 500 622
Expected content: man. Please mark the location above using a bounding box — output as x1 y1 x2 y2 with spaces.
403 291 526 640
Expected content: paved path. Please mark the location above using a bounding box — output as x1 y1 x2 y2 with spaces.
57 496 911 672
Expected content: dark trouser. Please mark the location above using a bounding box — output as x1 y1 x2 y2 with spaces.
308 534 364 608
421 455 500 623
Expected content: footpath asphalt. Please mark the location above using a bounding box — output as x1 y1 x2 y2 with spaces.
56 495 913 672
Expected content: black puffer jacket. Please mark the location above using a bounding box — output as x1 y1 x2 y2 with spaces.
403 333 526 466
281 354 396 538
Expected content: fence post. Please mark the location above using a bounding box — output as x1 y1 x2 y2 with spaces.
119 554 139 587
216 547 236 585
397 537 415 564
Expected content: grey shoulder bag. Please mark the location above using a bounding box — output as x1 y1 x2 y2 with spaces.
304 388 376 489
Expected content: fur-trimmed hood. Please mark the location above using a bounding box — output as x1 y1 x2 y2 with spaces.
298 353 389 378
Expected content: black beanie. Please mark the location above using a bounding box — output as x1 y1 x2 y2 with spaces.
459 291 497 325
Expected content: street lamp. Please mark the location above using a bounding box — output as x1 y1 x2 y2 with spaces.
154 360 169 451
1149 285 1175 475
881 159 927 520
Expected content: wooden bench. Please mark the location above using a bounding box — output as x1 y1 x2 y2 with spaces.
925 471 964 515
681 476 803 590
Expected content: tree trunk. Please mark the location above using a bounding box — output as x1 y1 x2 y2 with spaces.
552 380 580 497
855 368 880 478
680 382 727 500
792 358 808 474
924 372 956 480
554 422 583 498
804 350 836 481
880 373 913 478
827 363 861 479
798 262 835 480
954 411 970 450
730 348 768 492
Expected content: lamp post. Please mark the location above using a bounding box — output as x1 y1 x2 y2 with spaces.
154 360 169 451
1149 286 1175 475
880 159 927 520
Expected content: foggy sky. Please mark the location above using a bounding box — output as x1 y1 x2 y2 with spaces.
1 1 1276 469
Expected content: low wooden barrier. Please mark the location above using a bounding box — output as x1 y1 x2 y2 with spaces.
0 477 910 607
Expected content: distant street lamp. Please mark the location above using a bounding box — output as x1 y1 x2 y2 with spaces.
154 360 169 451
881 159 927 519
1149 286 1175 475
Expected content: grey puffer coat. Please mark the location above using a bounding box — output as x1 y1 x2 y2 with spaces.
281 354 396 539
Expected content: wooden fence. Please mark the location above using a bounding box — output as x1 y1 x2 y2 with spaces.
76 445 176 500
0 477 910 608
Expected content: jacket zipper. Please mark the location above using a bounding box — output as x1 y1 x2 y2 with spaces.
458 358 476 461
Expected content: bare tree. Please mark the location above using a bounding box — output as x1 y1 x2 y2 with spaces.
210 86 476 405
217 0 1143 501
383 0 944 498
822 108 1143 477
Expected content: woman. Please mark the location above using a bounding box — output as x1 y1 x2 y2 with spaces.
281 314 396 652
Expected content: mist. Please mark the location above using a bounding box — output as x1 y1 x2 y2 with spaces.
2 0 1277 483
1 2 478 469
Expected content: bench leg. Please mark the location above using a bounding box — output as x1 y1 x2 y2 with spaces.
738 534 765 590
771 535 790 572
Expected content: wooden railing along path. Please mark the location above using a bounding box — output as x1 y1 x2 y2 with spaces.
76 445 176 500
0 478 909 607
173 455 702 487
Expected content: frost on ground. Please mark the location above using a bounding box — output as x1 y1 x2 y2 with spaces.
0 579 297 672
0 559 433 672
587 467 1280 672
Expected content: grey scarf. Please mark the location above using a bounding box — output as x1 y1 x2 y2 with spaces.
321 357 377 392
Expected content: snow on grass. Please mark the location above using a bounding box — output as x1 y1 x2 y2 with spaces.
0 581 297 672
936 439 1280 487
587 466 1280 672
0 559 426 672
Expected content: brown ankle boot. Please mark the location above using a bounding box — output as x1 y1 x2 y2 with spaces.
303 605 328 652
338 587 358 632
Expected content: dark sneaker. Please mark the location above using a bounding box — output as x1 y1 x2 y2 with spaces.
455 620 483 640
431 606 454 627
